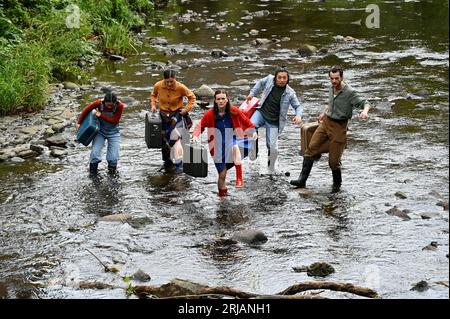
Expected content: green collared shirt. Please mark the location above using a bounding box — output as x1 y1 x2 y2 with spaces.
326 83 369 120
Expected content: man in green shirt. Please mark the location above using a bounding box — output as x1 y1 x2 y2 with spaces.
290 66 370 192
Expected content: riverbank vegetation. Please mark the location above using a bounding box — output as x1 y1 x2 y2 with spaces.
0 0 156 115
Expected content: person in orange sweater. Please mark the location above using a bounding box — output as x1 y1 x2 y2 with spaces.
151 69 196 173
192 90 257 197
76 91 124 174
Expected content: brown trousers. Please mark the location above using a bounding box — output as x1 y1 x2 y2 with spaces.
304 116 347 170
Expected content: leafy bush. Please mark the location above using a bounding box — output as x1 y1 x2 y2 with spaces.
0 43 51 115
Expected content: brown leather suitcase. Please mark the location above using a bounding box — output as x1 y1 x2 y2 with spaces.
300 122 329 156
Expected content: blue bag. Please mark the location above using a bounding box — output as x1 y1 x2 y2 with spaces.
77 110 99 146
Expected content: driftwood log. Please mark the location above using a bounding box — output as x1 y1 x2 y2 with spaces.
131 278 378 299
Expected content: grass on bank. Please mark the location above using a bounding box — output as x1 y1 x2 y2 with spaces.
0 0 155 115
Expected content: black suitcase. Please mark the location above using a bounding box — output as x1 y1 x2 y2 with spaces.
145 112 162 148
183 144 208 177
77 110 99 146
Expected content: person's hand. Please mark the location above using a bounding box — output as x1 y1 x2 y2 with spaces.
151 105 156 113
76 123 80 131
252 132 258 140
359 111 368 121
246 95 254 102
180 109 187 116
318 112 326 122
192 136 199 144
292 116 302 125
95 111 101 117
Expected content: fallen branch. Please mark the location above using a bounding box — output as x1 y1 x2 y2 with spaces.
85 248 119 273
277 281 379 299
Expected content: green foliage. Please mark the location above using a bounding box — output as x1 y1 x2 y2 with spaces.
0 43 51 115
99 21 138 56
0 0 154 115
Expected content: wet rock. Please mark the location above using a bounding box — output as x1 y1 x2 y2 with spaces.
249 29 259 36
10 157 25 163
281 37 291 42
394 191 407 199
44 128 55 138
127 216 154 228
194 85 215 99
78 282 115 290
149 37 168 46
436 200 449 211
284 171 290 177
146 278 209 298
52 122 70 133
297 44 318 57
232 229 268 245
99 213 132 222
17 149 38 159
420 212 440 219
344 36 357 42
182 28 191 35
19 126 40 136
45 134 68 147
63 82 79 90
253 10 270 18
211 49 229 58
230 79 249 86
132 269 151 282
293 262 335 277
254 38 272 46
386 206 411 221
50 147 68 158
411 280 429 292
422 241 438 251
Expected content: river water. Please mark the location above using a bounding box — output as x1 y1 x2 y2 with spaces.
0 0 448 299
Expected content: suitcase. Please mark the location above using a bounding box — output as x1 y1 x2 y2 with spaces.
183 144 208 177
77 110 99 146
239 97 259 119
145 112 162 148
300 122 329 156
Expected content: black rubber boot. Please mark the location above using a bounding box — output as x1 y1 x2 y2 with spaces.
290 158 314 188
89 162 98 175
108 165 117 175
331 169 342 192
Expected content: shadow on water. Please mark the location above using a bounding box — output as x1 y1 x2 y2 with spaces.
78 173 124 217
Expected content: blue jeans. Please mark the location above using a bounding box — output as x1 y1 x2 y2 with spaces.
250 110 279 168
90 132 120 167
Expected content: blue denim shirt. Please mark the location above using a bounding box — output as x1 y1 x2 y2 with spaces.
250 74 303 133
98 103 120 137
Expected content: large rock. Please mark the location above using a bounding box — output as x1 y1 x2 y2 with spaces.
297 44 318 57
19 126 40 136
50 147 67 158
230 79 249 86
45 135 68 147
63 82 79 90
232 229 268 244
194 85 215 99
211 49 229 58
386 206 411 221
